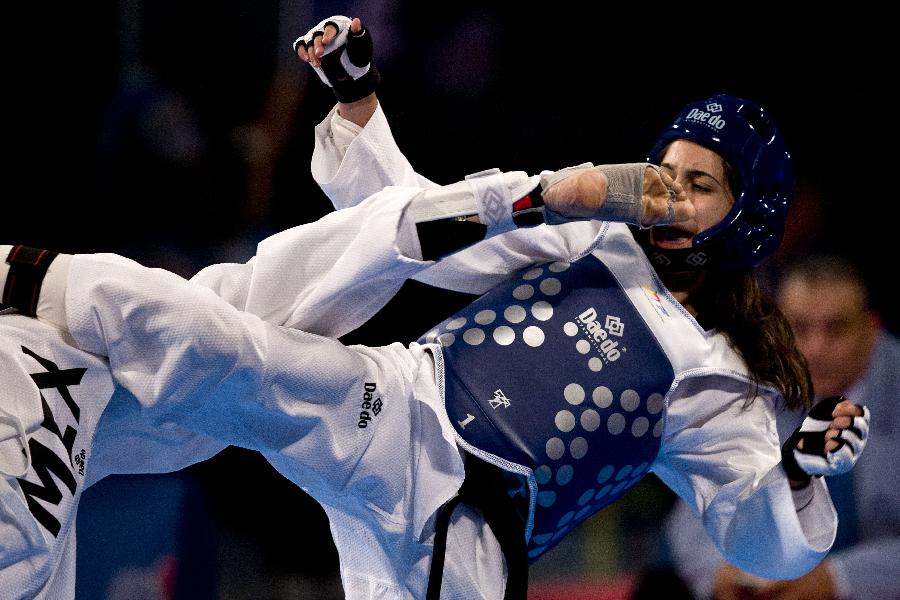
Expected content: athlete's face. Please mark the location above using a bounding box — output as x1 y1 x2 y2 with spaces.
778 276 878 398
650 140 735 250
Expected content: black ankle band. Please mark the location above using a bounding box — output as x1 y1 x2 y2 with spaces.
3 245 59 316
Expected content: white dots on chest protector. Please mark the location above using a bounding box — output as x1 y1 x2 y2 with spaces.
646 392 664 415
504 305 526 323
522 267 544 280
546 437 565 460
569 437 588 459
548 262 570 272
607 412 626 435
539 278 562 296
575 503 594 522
462 328 485 345
619 389 640 412
446 317 467 330
563 322 578 336
594 484 612 500
493 326 515 345
532 532 554 545
523 326 545 347
513 285 534 300
557 511 575 528
588 357 603 372
615 465 633 481
580 409 601 432
593 386 613 408
474 310 496 325
564 383 585 405
611 480 631 496
438 332 455 346
575 340 591 354
631 416 649 437
555 464 573 485
531 301 553 321
535 465 552 484
555 410 576 433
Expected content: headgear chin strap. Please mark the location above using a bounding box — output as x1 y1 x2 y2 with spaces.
645 94 794 271
632 228 728 272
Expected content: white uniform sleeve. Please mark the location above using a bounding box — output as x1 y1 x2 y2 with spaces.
312 103 437 209
653 375 837 580
193 188 431 336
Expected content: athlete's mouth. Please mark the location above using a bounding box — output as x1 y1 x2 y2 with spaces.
651 226 694 249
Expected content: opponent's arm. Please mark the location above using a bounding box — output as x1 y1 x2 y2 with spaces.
412 163 690 260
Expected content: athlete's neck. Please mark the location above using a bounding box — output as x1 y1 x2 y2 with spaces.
659 270 706 317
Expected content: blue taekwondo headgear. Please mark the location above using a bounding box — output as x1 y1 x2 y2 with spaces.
640 94 794 271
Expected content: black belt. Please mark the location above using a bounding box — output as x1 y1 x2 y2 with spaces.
426 454 528 599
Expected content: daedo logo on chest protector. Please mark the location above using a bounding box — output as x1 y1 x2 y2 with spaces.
16 346 87 537
576 307 624 366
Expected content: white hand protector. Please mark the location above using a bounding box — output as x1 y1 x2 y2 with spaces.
540 163 677 226
294 15 379 102
781 395 871 481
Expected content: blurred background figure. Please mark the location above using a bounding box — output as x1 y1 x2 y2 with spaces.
93 0 314 273
659 254 900 600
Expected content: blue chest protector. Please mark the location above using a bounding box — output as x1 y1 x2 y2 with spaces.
422 257 675 561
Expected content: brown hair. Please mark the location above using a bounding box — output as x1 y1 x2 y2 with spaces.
694 269 812 411
654 140 811 409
